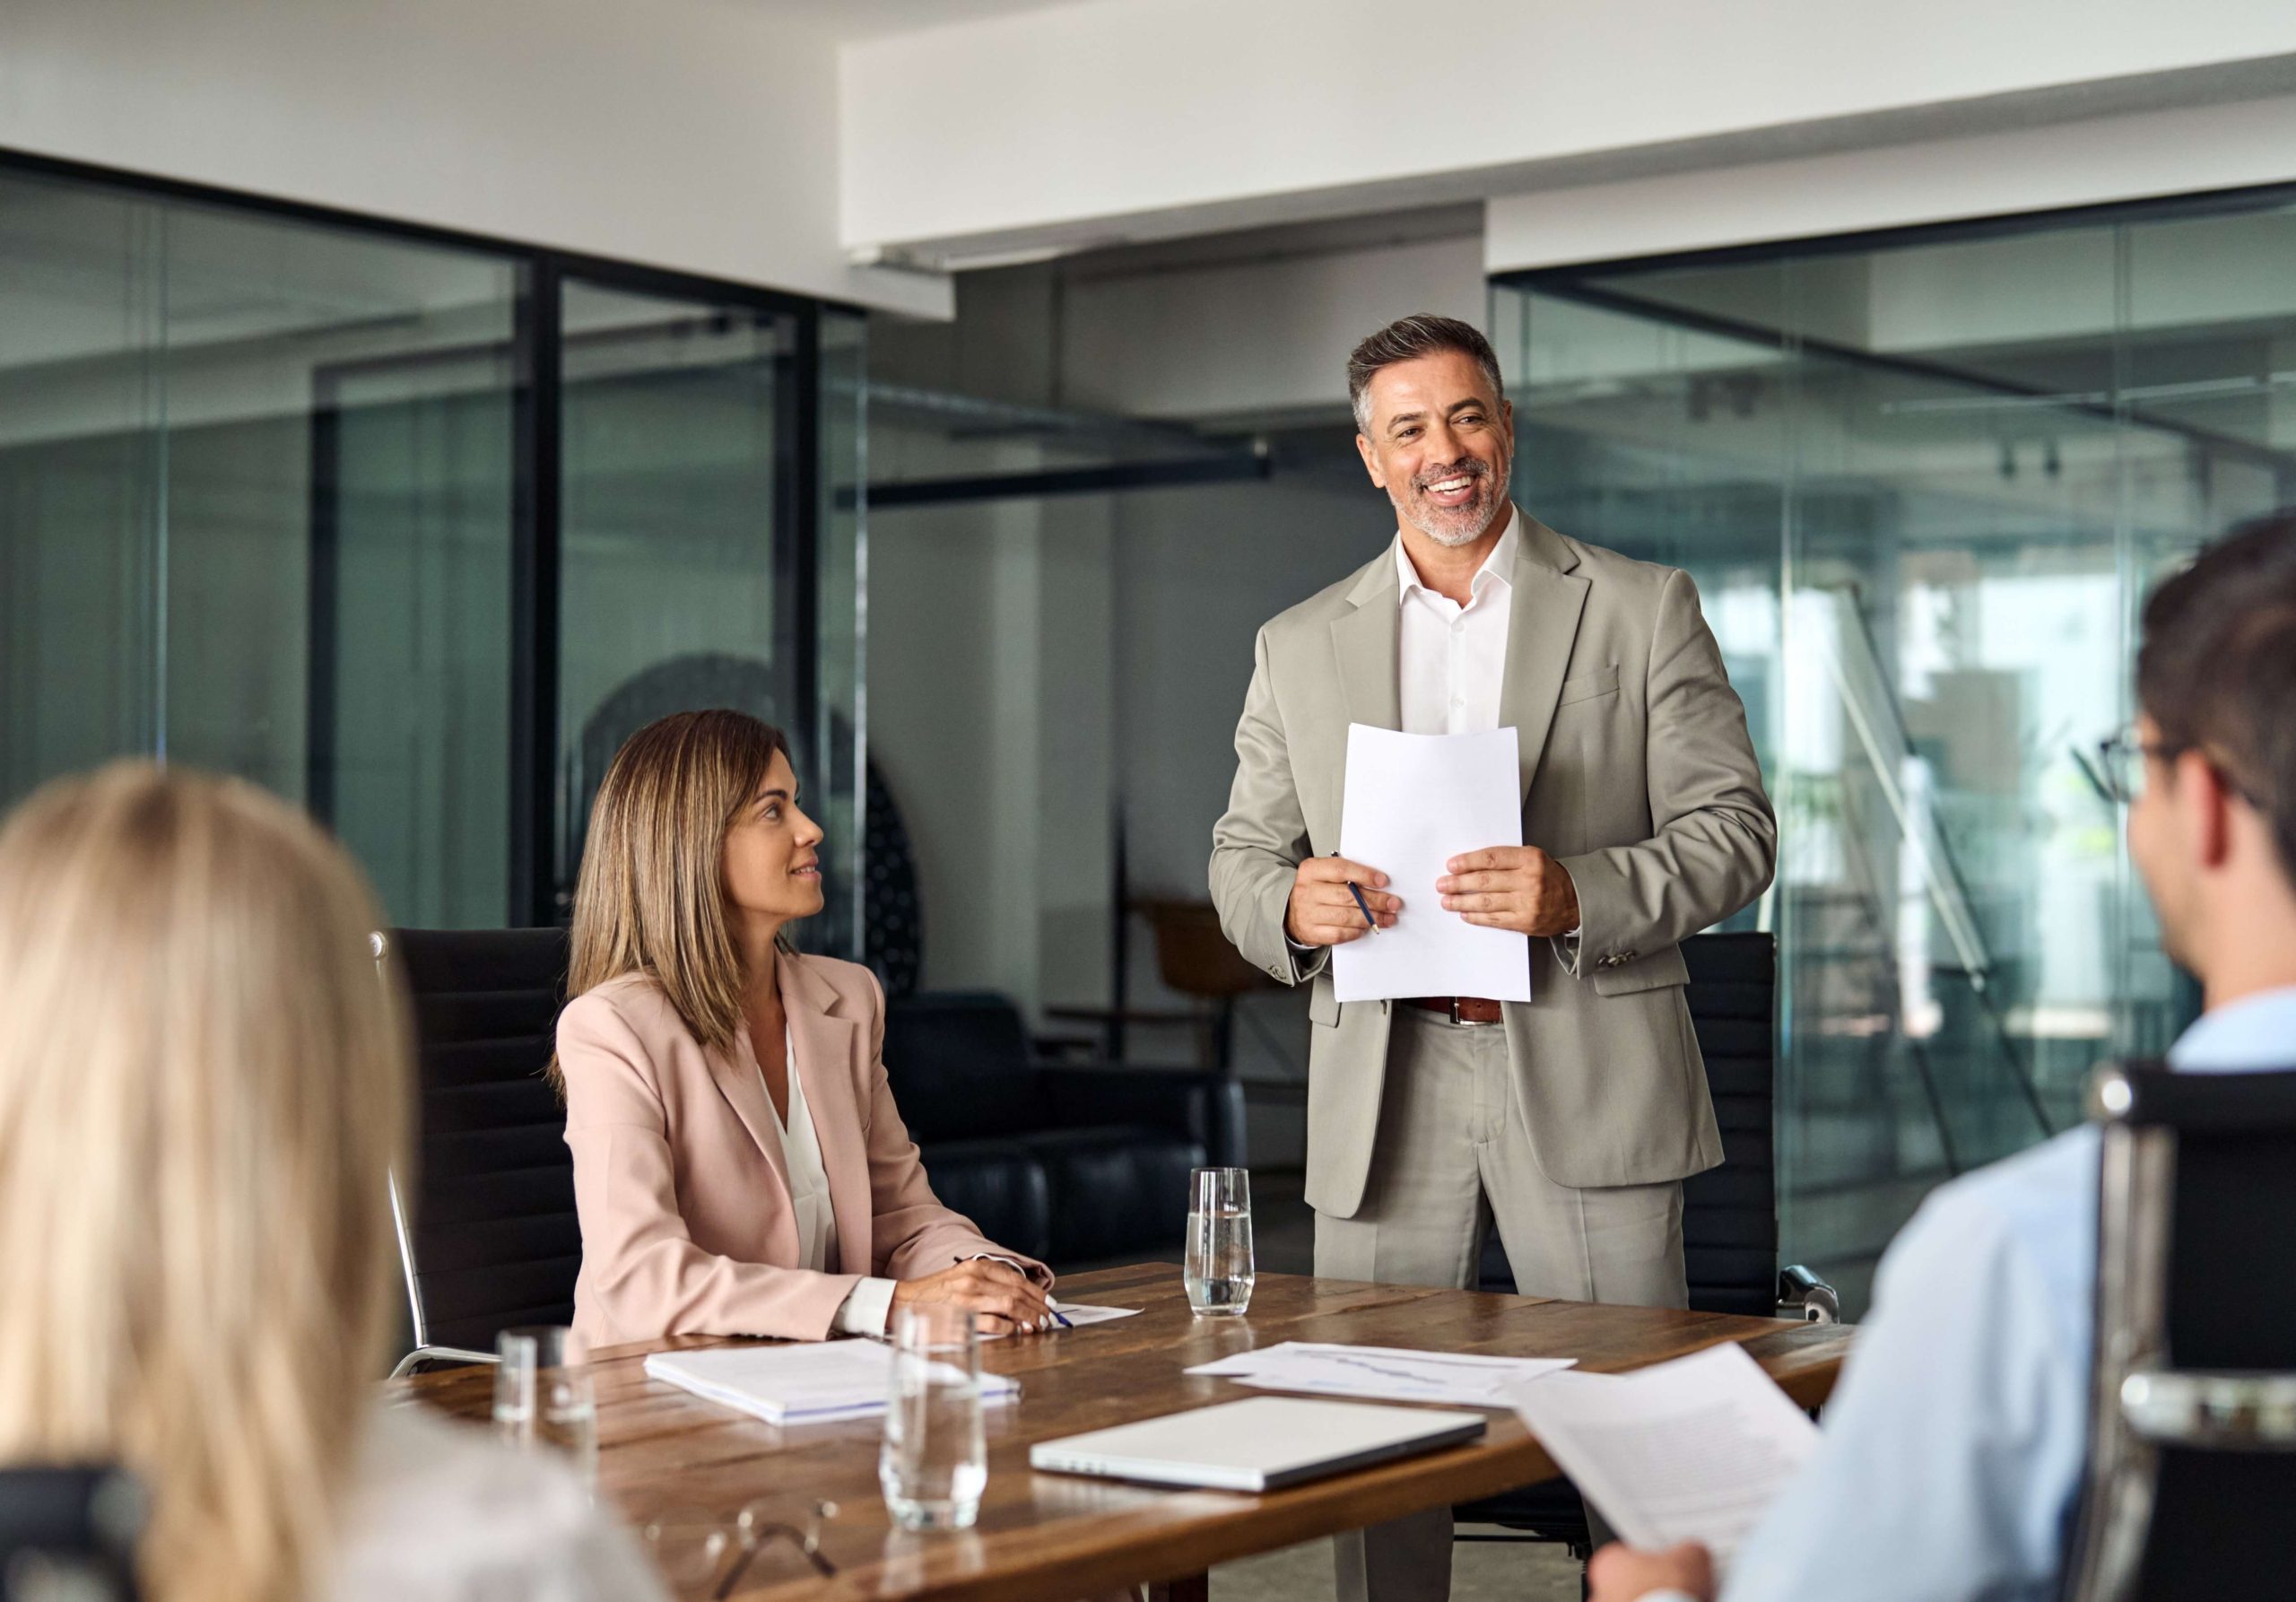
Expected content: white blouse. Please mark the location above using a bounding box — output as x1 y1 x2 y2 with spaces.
767 1023 898 1336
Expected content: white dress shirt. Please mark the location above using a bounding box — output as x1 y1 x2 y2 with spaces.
767 1023 899 1336
1395 505 1518 736
1690 985 2296 1602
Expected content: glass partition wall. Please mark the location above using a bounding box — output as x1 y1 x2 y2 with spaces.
1492 191 2296 1310
0 156 865 945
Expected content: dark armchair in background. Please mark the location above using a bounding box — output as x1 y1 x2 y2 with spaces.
883 990 1245 1269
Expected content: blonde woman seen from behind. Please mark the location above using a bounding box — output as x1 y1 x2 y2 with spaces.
556 709 1054 1347
0 763 665 1602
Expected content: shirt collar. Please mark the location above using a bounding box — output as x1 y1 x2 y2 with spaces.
2168 984 2296 1074
1394 503 1518 606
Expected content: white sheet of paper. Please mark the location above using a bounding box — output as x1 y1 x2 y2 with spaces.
644 1341 1018 1424
1333 724 1531 1004
1051 1302 1141 1328
1187 1341 1574 1407
1506 1342 1819 1570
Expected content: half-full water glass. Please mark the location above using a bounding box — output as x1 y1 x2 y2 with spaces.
878 1303 987 1531
1185 1166 1255 1316
493 1325 598 1491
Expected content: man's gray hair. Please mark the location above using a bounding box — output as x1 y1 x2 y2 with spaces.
1346 314 1505 433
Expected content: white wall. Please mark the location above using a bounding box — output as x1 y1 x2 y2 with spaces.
1061 231 1482 418
0 0 951 318
840 0 2296 261
1485 93 2296 274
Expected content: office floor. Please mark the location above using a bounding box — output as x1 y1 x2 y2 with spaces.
1100 1172 1582 1600
1213 1530 1582 1600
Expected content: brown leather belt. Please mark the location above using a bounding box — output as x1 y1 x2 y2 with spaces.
1400 996 1506 1025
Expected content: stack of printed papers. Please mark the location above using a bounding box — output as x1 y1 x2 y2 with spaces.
644 1340 1019 1425
1187 1342 1575 1407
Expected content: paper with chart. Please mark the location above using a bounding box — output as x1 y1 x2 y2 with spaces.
1187 1341 1574 1407
1332 724 1532 1004
1506 1342 1819 1569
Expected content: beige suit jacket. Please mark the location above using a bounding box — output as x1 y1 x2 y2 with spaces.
557 953 1044 1348
1210 509 1775 1212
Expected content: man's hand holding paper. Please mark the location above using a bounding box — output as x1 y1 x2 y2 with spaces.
1438 843 1579 937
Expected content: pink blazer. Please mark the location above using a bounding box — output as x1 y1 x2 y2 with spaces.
557 953 1048 1349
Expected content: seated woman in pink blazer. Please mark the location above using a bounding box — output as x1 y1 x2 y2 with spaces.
553 709 1055 1349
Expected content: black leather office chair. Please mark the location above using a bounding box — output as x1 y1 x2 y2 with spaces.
0 1466 144 1602
1456 931 1835 1552
378 927 578 1375
883 990 1246 1267
2061 1060 2296 1602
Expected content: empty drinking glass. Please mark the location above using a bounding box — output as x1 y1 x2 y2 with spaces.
1185 1166 1255 1317
879 1302 987 1531
494 1325 598 1490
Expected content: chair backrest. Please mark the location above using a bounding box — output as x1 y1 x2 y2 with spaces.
2063 1061 2296 1602
1478 931 1779 1313
882 991 1044 1143
0 1466 144 1602
1680 931 1780 1317
383 927 578 1355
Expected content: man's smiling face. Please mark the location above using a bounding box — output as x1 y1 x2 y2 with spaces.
1354 348 1515 547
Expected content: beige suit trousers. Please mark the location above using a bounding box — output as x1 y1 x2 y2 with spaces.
1316 1008 1687 1602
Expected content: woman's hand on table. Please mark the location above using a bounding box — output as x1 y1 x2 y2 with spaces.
891 1258 1057 1333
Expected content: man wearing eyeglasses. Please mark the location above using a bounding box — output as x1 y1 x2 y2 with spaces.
1587 510 2296 1602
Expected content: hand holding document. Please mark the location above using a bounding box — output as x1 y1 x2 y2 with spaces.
1507 1342 1818 1570
1188 1341 1573 1407
1333 725 1531 1004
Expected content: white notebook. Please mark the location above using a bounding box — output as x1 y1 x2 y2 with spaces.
1030 1396 1486 1492
644 1340 1019 1425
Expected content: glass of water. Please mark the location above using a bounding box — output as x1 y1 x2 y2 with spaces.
494 1325 598 1490
1185 1166 1255 1317
879 1303 987 1531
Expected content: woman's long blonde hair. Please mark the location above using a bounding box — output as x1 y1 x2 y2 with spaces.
559 710 796 1090
0 762 409 1602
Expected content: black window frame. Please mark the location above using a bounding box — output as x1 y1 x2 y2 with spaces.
2 144 855 927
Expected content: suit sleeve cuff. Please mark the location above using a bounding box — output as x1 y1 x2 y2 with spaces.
833 1276 898 1336
966 1251 1052 1287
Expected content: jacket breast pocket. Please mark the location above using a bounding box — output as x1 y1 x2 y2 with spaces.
1557 664 1621 707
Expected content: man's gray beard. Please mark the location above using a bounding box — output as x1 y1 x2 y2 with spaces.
1400 479 1507 547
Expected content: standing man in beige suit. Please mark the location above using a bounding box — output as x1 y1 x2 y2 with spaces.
1209 315 1776 1602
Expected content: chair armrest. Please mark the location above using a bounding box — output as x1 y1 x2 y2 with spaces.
388 1345 499 1380
1777 1265 1842 1325
1038 1063 1247 1168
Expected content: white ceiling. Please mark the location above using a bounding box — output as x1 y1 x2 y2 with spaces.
735 0 1081 42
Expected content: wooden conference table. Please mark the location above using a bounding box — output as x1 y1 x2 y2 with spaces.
396 1265 1855 1602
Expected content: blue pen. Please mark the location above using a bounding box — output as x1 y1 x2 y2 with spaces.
1346 880 1378 934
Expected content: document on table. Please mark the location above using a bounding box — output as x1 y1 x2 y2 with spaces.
1187 1341 1574 1407
1506 1342 1819 1569
644 1339 1018 1424
980 1302 1142 1339
1051 1302 1141 1328
1332 725 1531 1004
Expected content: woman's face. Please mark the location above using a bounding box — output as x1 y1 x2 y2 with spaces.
721 748 825 929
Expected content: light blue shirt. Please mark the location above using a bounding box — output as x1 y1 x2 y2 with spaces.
1718 986 2296 1602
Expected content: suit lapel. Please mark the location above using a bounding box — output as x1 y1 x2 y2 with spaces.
780 955 874 1277
1330 555 1402 734
1496 513 1590 805
710 1018 791 1197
